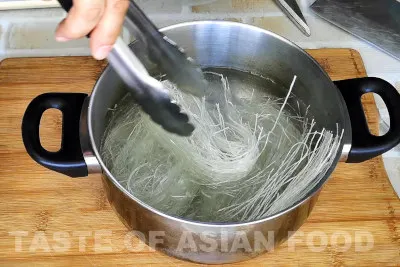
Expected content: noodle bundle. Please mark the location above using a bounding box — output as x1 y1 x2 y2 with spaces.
100 70 342 223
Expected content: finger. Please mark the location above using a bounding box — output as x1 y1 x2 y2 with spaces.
55 0 105 41
90 0 129 60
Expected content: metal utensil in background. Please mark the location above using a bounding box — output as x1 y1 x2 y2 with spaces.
275 0 311 36
310 0 400 61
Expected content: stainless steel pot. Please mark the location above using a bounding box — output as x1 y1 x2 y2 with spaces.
21 21 400 264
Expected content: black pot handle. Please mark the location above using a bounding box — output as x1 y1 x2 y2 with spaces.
22 93 89 177
335 77 400 163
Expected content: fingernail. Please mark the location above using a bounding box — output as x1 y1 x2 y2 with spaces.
94 45 112 60
55 36 70 42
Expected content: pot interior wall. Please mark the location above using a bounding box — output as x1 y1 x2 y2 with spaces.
89 22 348 161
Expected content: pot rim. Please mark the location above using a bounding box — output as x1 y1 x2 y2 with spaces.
88 20 350 227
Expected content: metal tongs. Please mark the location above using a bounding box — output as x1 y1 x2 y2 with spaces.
57 0 208 136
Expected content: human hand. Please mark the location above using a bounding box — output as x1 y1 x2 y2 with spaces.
55 0 129 60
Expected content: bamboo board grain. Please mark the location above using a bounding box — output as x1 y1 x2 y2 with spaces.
0 49 399 266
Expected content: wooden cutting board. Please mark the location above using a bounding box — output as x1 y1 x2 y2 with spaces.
0 49 399 266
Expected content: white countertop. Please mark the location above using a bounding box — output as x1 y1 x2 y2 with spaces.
0 0 399 196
